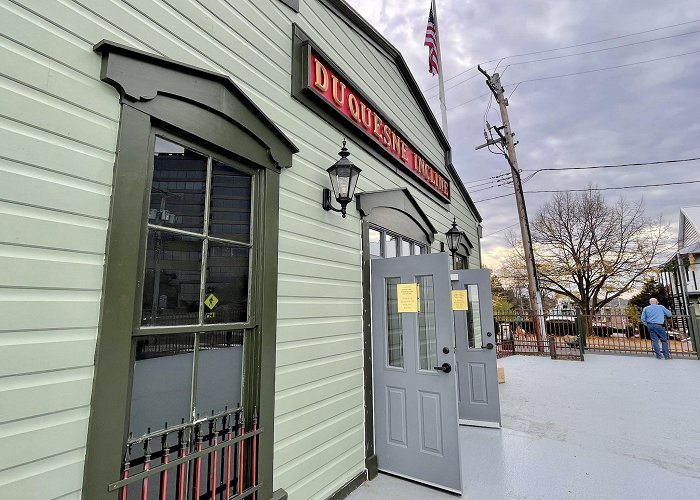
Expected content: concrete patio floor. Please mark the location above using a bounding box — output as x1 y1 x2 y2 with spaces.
348 354 700 500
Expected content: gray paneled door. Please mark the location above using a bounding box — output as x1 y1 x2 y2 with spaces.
452 269 501 427
371 253 462 494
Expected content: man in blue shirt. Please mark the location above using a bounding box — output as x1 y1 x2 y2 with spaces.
641 298 673 359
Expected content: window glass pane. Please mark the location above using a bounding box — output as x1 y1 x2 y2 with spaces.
454 254 467 270
385 234 398 258
142 231 202 327
195 330 244 417
386 277 403 368
417 275 438 370
418 245 427 255
369 228 381 258
401 240 411 257
152 136 207 234
467 284 482 348
129 333 195 437
204 243 249 324
209 160 252 243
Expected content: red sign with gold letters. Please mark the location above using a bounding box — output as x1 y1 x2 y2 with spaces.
308 50 450 200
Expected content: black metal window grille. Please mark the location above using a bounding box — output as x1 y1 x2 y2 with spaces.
111 407 260 500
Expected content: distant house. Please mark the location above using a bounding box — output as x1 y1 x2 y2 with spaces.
595 297 629 331
547 298 576 321
660 207 700 343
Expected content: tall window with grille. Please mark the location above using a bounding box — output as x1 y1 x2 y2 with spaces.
118 135 261 500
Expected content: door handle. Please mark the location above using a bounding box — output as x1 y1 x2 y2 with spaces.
484 343 494 350
433 363 452 373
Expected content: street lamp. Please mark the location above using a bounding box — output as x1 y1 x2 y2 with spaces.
322 140 361 218
445 217 462 269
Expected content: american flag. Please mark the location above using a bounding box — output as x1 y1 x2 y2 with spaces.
424 5 439 75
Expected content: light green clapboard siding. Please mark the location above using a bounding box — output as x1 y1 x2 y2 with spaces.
0 159 112 220
275 372 363 422
276 317 360 343
0 0 117 496
0 77 118 150
275 424 364 488
0 333 97 377
0 448 87 500
274 406 363 469
284 441 365 500
276 334 361 367
0 116 115 185
0 1 483 498
0 202 108 254
0 409 89 471
275 385 363 442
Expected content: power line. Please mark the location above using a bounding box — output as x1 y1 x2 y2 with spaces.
523 156 700 173
470 180 513 194
470 157 700 194
467 157 698 190
447 49 700 110
448 91 492 109
465 179 500 190
464 171 513 185
424 18 700 92
426 27 700 99
483 222 520 237
515 48 700 85
499 29 700 70
473 179 700 203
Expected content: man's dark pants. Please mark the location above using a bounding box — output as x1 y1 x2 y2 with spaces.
647 323 670 359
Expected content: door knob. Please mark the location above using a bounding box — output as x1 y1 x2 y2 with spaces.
484 343 494 350
433 363 452 373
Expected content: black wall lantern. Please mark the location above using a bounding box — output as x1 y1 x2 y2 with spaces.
445 217 463 267
323 140 361 218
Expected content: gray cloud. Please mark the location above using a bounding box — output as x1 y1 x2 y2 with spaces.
347 0 700 269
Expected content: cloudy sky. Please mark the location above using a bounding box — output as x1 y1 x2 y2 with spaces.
345 0 700 270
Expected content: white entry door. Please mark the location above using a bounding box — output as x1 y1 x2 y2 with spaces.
452 269 502 427
370 253 462 494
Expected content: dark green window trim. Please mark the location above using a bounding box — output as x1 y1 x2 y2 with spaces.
83 42 296 500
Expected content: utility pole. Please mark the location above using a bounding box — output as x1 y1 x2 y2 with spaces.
476 66 546 343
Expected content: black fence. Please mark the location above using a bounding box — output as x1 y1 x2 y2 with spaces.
494 311 584 361
582 312 697 359
494 310 699 360
110 407 260 500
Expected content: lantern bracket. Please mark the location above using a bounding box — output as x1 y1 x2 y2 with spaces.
322 188 348 217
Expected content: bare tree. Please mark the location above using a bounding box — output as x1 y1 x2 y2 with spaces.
520 188 668 317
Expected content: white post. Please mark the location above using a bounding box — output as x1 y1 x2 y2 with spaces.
432 0 449 140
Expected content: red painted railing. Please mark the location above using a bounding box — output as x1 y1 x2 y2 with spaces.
109 407 260 500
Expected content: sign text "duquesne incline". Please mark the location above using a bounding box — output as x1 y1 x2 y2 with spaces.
309 51 450 200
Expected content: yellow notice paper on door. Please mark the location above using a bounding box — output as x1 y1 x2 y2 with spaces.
397 284 419 313
451 290 468 311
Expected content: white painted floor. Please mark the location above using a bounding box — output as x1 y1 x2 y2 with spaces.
348 354 700 500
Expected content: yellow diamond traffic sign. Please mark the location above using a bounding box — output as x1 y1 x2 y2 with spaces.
203 293 219 310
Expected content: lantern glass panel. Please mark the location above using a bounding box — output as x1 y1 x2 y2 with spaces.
446 228 462 254
336 165 351 199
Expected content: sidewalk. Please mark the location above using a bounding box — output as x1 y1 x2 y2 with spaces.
348 354 700 500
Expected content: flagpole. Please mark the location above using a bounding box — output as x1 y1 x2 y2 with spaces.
432 0 449 140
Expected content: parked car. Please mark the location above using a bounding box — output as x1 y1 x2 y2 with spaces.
666 329 685 341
